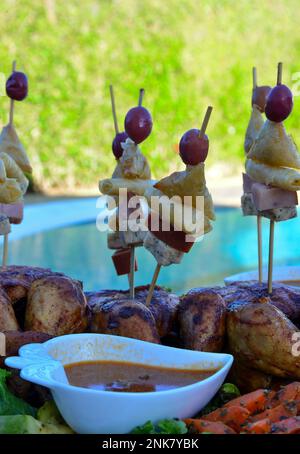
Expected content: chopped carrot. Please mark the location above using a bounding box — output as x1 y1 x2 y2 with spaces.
202 405 250 432
271 416 300 434
243 418 272 434
184 418 236 434
224 388 270 415
268 382 300 408
251 401 297 423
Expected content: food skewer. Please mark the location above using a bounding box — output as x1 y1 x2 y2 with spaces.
0 61 30 267
244 61 298 294
252 67 263 283
101 86 153 297
242 67 272 283
145 106 214 306
2 61 16 266
267 63 282 294
127 88 145 300
109 85 136 290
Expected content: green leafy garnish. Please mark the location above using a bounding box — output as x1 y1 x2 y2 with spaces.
0 415 42 434
131 419 187 434
0 369 36 417
199 383 241 416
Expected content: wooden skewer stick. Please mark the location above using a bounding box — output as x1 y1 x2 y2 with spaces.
109 84 119 134
267 220 275 294
146 264 161 306
2 234 8 267
4 61 16 267
252 67 263 283
9 61 16 126
138 88 145 107
266 63 282 292
257 215 262 283
127 88 145 299
277 62 283 85
199 106 213 137
252 66 257 88
129 246 135 299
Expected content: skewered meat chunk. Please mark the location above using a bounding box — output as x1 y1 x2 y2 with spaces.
0 202 24 224
227 300 300 379
89 298 160 343
144 231 184 266
178 290 226 352
86 286 179 340
25 275 88 336
112 248 137 276
0 287 19 331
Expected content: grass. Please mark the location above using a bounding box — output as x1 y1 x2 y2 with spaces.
0 0 299 191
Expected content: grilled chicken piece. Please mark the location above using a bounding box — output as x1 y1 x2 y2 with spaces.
227 300 300 379
216 281 300 321
0 265 67 304
89 298 160 343
25 276 88 336
178 290 226 352
132 286 179 338
0 287 19 331
86 286 179 340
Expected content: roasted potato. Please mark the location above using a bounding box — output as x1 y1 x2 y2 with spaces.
178 290 226 352
25 276 88 336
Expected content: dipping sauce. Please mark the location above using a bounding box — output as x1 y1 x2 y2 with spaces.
64 360 219 393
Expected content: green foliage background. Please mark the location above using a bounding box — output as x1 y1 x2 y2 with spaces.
0 0 299 191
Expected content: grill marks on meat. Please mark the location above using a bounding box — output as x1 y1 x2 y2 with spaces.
188 281 300 321
90 298 160 344
86 286 179 340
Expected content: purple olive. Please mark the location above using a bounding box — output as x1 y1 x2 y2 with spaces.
112 131 128 159
6 71 28 101
265 84 293 122
179 129 209 165
124 106 152 144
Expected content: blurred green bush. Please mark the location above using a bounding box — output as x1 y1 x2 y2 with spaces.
0 0 299 191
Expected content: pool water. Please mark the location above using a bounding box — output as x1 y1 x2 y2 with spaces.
4 207 300 294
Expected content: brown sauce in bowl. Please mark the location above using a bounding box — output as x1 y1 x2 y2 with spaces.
64 360 218 393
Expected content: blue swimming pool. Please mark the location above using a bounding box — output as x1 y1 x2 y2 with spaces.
2 199 300 293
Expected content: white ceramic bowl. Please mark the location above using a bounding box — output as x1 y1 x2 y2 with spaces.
5 333 233 434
